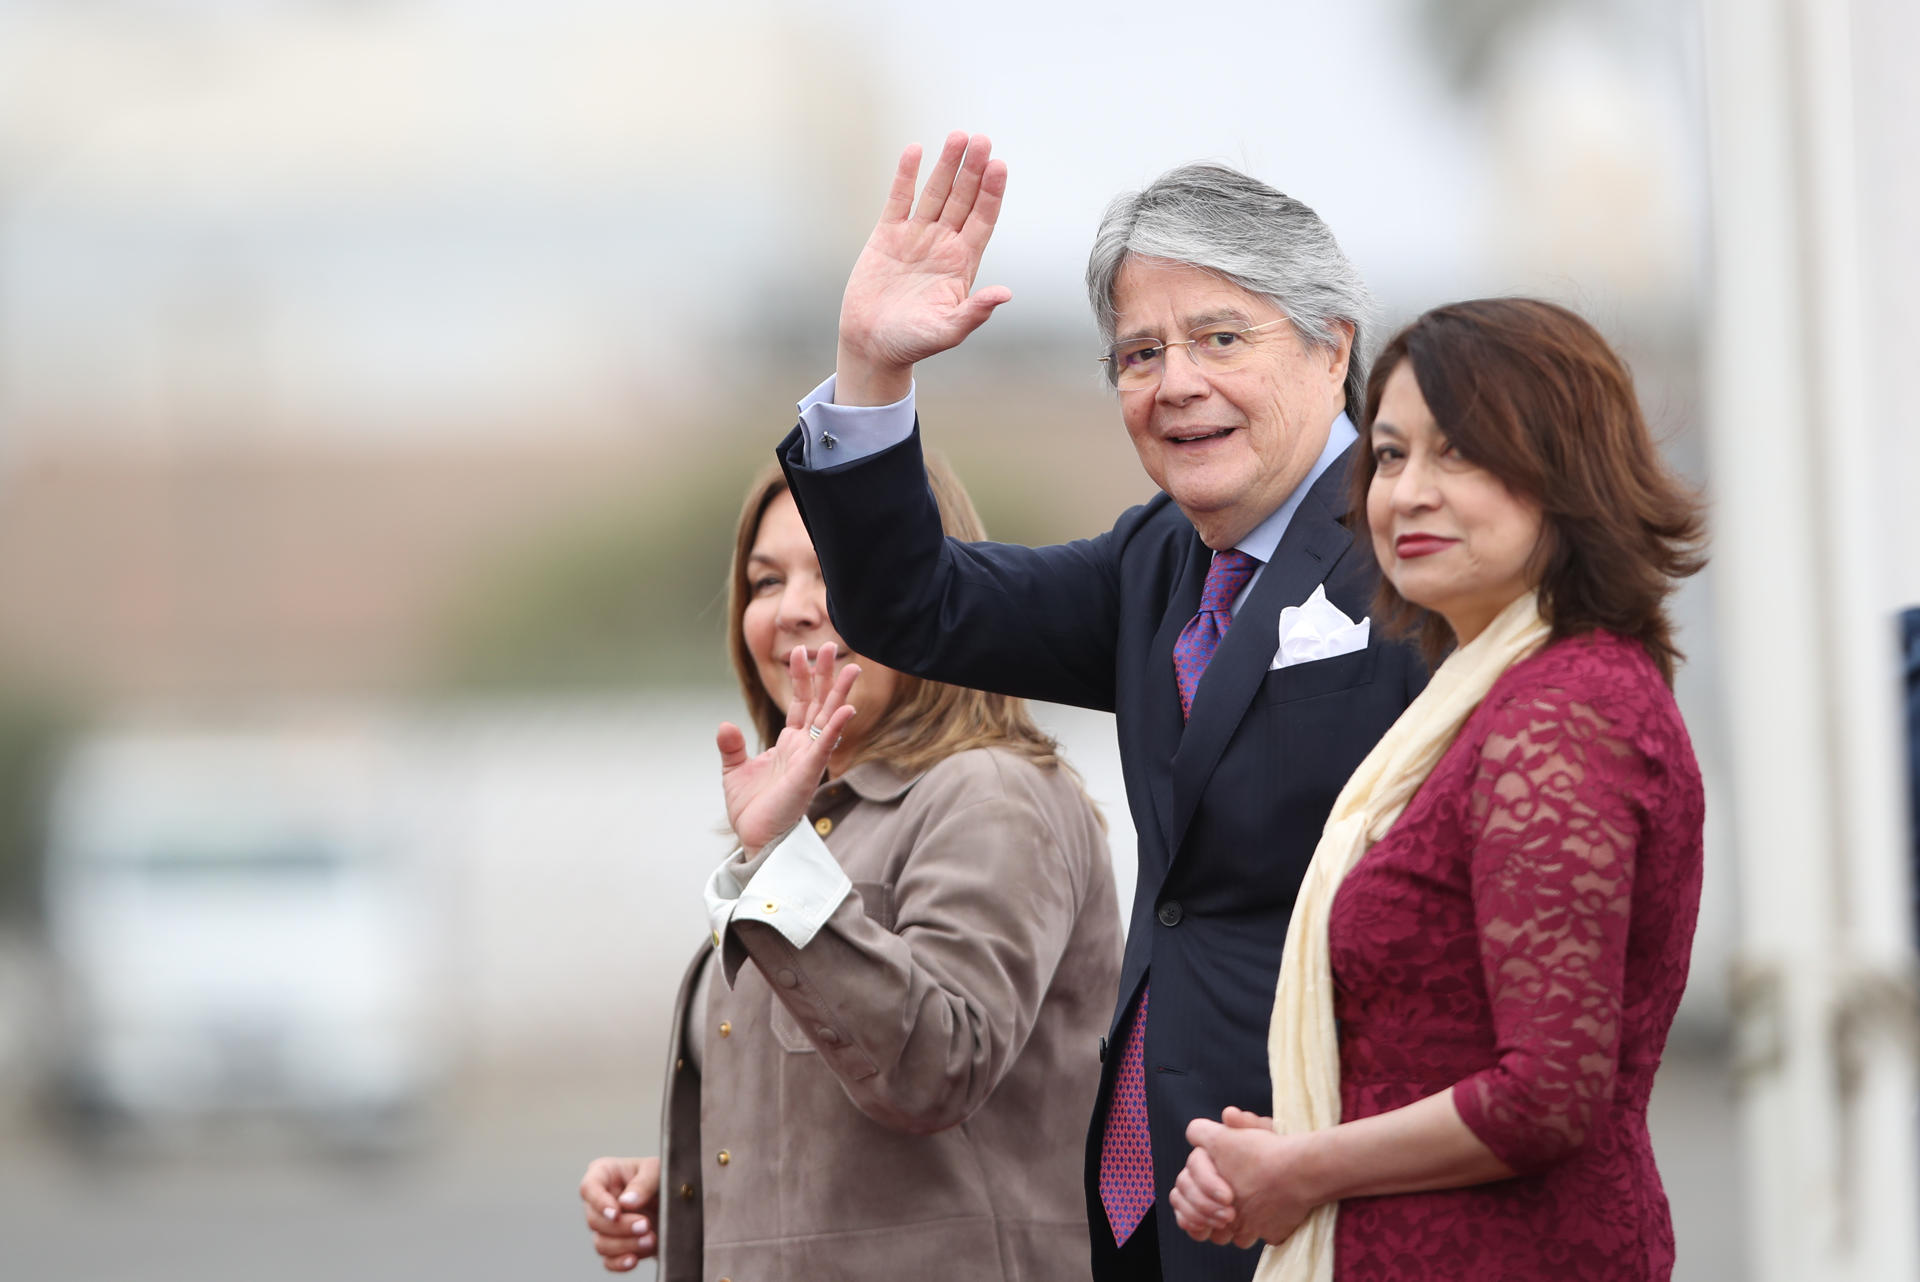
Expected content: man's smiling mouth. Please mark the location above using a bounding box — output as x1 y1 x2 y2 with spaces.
1168 428 1237 444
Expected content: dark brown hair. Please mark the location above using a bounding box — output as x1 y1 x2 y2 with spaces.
726 459 1066 775
1351 298 1707 683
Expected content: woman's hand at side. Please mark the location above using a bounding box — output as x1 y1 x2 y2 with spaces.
835 131 1012 406
716 644 860 857
1178 1107 1319 1250
1170 1135 1240 1244
1177 1091 1520 1250
578 1155 660 1271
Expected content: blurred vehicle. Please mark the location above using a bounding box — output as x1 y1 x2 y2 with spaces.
42 725 440 1145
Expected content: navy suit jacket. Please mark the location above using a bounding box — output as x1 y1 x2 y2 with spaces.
779 422 1426 1282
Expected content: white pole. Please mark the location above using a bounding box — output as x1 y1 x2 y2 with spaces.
1701 0 1919 1278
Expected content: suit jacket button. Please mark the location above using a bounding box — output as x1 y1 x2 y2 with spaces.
1157 901 1183 927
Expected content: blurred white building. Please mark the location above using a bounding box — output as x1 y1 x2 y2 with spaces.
0 4 885 442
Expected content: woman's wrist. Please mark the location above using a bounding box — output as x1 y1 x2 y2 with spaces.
733 817 805 870
1282 1126 1349 1209
1272 1091 1511 1205
733 828 780 866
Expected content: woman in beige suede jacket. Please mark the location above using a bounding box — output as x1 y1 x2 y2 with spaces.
576 460 1122 1282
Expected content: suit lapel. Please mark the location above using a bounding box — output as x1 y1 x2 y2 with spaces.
1144 538 1211 854
1165 452 1358 855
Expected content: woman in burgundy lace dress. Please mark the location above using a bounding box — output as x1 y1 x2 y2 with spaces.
1170 298 1707 1282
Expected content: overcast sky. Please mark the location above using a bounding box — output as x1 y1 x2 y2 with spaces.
0 0 1703 433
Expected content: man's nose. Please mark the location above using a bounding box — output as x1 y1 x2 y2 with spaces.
1155 342 1211 403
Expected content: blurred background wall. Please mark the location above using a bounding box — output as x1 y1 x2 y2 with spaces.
0 1 1907 1279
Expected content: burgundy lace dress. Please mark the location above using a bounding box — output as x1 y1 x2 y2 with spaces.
1326 631 1705 1281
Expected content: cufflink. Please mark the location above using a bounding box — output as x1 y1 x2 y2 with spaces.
820 431 837 450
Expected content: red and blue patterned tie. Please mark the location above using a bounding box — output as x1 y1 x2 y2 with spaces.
1171 549 1258 719
1099 548 1259 1243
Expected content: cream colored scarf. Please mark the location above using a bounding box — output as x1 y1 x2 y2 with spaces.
1251 592 1549 1282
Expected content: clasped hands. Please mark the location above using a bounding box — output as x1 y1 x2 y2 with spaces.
1172 1106 1320 1250
715 644 861 857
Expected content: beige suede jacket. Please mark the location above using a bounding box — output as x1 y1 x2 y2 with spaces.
656 747 1122 1282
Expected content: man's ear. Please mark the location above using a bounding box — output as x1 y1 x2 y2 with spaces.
1325 319 1356 387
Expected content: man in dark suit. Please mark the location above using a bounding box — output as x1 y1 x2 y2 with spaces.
776 132 1426 1282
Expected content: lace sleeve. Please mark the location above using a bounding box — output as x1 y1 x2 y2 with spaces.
1449 684 1650 1175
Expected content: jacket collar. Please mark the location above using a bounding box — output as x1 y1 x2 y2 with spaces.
823 758 928 806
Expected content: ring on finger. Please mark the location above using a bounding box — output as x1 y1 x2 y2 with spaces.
808 724 825 741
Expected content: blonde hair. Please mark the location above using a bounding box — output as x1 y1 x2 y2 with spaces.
725 458 1066 777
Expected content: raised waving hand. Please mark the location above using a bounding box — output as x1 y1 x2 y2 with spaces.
835 131 1012 406
715 643 861 856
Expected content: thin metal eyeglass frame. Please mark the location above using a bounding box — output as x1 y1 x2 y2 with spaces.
1096 317 1292 390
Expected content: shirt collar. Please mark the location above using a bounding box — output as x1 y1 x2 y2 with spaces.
1233 411 1359 564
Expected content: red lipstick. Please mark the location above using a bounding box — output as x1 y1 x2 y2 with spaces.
1394 534 1456 559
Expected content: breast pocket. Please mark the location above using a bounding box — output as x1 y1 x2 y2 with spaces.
769 881 896 1055
1258 643 1378 705
1260 644 1396 827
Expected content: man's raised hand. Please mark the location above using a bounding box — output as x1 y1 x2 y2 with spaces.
834 131 1011 406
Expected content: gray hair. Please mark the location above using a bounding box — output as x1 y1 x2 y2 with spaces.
1085 163 1375 424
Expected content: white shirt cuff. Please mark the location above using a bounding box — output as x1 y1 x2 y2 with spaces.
796 374 917 467
703 821 853 969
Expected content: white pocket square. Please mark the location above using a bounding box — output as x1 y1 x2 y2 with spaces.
1270 584 1370 670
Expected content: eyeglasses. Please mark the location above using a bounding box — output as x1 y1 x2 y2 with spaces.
1097 317 1291 390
